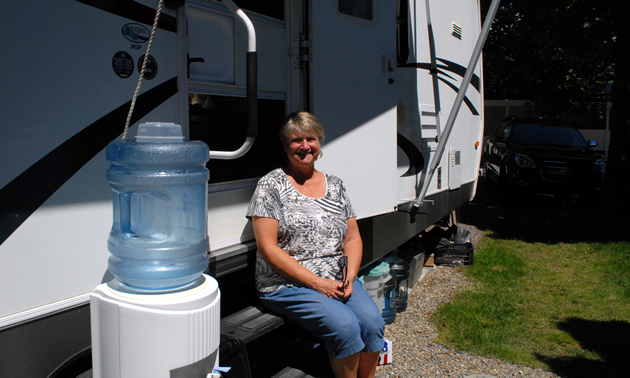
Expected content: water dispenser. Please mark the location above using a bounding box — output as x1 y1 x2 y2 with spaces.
91 123 220 377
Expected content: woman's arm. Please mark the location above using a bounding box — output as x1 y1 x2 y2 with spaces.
340 217 363 299
252 216 345 298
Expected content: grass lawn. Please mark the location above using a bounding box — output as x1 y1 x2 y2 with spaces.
432 223 630 377
431 184 630 378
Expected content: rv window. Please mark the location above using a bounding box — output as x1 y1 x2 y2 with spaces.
219 0 285 21
189 94 286 183
396 0 409 64
339 0 373 21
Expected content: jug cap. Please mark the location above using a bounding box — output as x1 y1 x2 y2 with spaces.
136 122 184 143
368 262 390 276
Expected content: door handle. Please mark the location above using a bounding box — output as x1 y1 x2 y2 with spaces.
187 54 205 78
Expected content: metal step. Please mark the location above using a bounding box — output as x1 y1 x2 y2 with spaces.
221 306 285 344
271 367 316 378
420 104 440 146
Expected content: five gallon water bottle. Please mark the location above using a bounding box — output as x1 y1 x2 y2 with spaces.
106 123 210 291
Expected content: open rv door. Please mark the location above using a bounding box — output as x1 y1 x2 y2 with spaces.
309 1 399 219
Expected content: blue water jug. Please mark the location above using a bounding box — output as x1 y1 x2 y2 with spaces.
106 122 210 291
382 269 397 324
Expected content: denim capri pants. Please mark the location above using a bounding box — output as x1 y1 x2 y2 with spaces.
259 278 385 359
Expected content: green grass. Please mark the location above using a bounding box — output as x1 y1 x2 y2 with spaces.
432 235 630 376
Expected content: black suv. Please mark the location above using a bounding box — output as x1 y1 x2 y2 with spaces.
482 118 605 201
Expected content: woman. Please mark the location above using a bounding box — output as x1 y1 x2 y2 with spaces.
246 112 385 378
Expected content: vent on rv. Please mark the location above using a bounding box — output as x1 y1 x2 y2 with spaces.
449 149 462 189
451 22 462 40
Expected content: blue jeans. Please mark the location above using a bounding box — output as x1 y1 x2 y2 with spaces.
259 278 385 359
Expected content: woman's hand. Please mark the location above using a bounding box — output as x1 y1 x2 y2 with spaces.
312 277 347 299
339 278 354 300
313 276 356 301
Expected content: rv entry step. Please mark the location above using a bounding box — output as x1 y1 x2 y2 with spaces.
221 306 285 344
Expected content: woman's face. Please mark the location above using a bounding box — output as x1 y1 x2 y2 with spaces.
284 130 321 168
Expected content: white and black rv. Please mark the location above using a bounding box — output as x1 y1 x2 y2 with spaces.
0 0 495 376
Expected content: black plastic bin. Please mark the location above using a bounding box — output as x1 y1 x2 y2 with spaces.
434 242 474 266
423 225 474 267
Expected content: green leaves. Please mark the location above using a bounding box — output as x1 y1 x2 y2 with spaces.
481 0 615 119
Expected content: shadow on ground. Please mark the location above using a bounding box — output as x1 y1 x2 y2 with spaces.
458 180 629 244
534 318 630 378
457 181 630 377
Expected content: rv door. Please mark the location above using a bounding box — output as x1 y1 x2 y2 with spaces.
310 0 398 219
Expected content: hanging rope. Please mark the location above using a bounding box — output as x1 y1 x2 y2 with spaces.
122 0 165 141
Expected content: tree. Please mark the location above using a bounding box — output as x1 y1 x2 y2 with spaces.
481 0 629 208
481 0 614 119
605 0 630 209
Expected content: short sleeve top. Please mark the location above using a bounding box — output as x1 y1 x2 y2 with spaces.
246 168 357 293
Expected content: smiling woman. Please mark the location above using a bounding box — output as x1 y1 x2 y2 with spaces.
280 113 326 196
284 132 322 175
246 112 385 378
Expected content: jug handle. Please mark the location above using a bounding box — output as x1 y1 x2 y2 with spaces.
118 191 171 235
120 192 132 234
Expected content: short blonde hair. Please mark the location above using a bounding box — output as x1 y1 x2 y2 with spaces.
279 112 326 149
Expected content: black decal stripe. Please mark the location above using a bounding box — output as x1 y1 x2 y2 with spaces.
403 62 432 71
437 77 479 116
0 77 178 245
399 61 481 93
397 133 425 177
436 58 480 93
435 69 456 82
77 0 177 33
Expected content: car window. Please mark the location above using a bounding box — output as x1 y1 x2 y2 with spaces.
493 122 511 141
512 124 588 148
502 125 512 140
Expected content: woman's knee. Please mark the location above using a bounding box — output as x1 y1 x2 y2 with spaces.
326 307 362 340
362 306 386 331
348 289 385 333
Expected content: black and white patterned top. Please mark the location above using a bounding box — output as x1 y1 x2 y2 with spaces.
246 168 357 293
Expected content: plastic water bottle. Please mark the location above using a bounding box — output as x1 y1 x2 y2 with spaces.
106 122 210 291
385 258 410 313
392 259 410 313
381 269 397 324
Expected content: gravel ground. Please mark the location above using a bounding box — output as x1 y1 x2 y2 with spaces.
374 223 559 378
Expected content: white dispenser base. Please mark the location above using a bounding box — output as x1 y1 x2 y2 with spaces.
90 274 221 378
